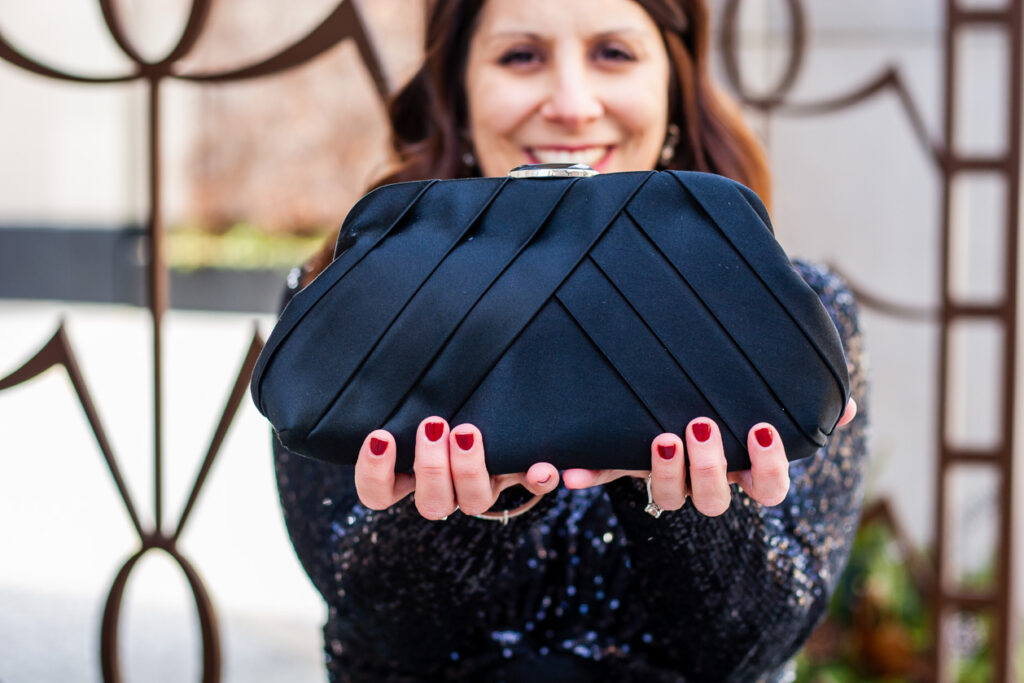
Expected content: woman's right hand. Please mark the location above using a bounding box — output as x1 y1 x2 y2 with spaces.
354 417 560 520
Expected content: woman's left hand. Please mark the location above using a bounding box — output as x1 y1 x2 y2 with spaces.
562 399 858 516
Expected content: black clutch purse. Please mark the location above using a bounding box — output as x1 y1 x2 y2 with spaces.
251 167 850 474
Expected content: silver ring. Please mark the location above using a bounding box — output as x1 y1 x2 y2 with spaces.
471 494 545 525
644 473 663 518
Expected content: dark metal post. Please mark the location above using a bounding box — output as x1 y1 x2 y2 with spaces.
932 2 1021 680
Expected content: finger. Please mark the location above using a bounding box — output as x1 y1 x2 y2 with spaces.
685 418 731 517
516 462 560 497
562 468 604 489
354 430 414 509
727 468 753 493
448 424 494 515
650 433 686 511
837 398 858 427
747 423 790 507
412 417 455 520
562 468 647 489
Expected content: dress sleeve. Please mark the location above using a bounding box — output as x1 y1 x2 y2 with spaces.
270 269 560 679
601 260 870 681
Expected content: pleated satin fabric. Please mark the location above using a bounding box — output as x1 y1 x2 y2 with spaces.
251 170 850 474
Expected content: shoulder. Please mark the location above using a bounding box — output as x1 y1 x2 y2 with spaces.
790 259 868 415
790 258 860 338
790 259 855 306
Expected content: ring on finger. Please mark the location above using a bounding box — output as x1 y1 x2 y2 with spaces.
645 473 663 519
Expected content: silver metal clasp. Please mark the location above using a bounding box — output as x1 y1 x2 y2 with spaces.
508 163 599 179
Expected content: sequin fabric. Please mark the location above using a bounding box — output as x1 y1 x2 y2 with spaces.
272 260 869 682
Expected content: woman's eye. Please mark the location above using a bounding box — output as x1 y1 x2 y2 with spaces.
498 48 541 66
593 43 636 62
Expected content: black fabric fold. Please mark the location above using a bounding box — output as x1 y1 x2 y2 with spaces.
252 170 849 474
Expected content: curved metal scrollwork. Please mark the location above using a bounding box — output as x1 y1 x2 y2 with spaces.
717 2 1022 680
0 0 387 89
0 1 388 680
720 0 807 108
717 0 942 321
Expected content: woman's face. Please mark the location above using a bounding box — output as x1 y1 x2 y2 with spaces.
465 0 671 177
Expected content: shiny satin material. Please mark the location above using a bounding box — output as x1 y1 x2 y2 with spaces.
252 170 850 473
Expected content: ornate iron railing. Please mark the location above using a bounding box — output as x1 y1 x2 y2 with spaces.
0 1 1019 680
717 2 1020 678
0 2 387 680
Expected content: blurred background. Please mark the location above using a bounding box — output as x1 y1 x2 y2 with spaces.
0 0 1021 681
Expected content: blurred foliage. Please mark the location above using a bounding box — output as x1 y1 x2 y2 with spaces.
795 516 1022 682
167 222 326 271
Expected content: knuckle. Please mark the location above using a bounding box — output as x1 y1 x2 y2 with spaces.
361 469 392 487
689 459 726 476
754 461 789 481
449 458 483 479
414 462 449 479
653 468 680 484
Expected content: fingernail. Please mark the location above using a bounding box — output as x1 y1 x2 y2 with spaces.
369 437 388 456
755 427 773 448
425 421 444 442
692 422 711 443
657 443 676 460
454 432 474 451
539 474 552 484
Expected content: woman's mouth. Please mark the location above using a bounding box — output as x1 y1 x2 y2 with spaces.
525 145 614 170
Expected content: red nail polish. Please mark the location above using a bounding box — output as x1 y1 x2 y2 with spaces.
693 422 711 443
369 437 388 456
454 432 474 451
425 421 444 442
657 444 676 460
755 427 773 448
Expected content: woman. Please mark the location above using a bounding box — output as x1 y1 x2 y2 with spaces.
276 0 868 680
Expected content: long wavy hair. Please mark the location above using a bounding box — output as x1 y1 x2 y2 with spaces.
301 0 770 286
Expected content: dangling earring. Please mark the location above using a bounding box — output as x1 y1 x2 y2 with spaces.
460 129 478 172
660 123 680 167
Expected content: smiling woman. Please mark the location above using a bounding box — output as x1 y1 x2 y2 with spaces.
464 0 670 175
276 1 869 681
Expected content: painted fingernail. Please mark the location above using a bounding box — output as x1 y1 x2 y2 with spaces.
369 437 388 456
425 421 444 442
657 443 676 460
755 427 774 448
692 422 711 443
454 432 474 451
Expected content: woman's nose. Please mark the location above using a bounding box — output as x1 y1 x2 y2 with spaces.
540 67 604 128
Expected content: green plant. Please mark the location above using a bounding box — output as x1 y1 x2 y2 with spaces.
795 515 1024 682
796 519 931 681
166 222 326 271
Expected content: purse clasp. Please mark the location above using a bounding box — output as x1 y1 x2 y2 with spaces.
508 163 598 179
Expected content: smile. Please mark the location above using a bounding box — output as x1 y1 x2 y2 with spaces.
525 145 614 170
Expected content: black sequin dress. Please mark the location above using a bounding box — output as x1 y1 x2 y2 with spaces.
272 260 869 682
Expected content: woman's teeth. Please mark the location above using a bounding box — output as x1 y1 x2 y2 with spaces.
529 146 610 166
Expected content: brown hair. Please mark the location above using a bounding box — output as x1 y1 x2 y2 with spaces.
301 0 770 286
